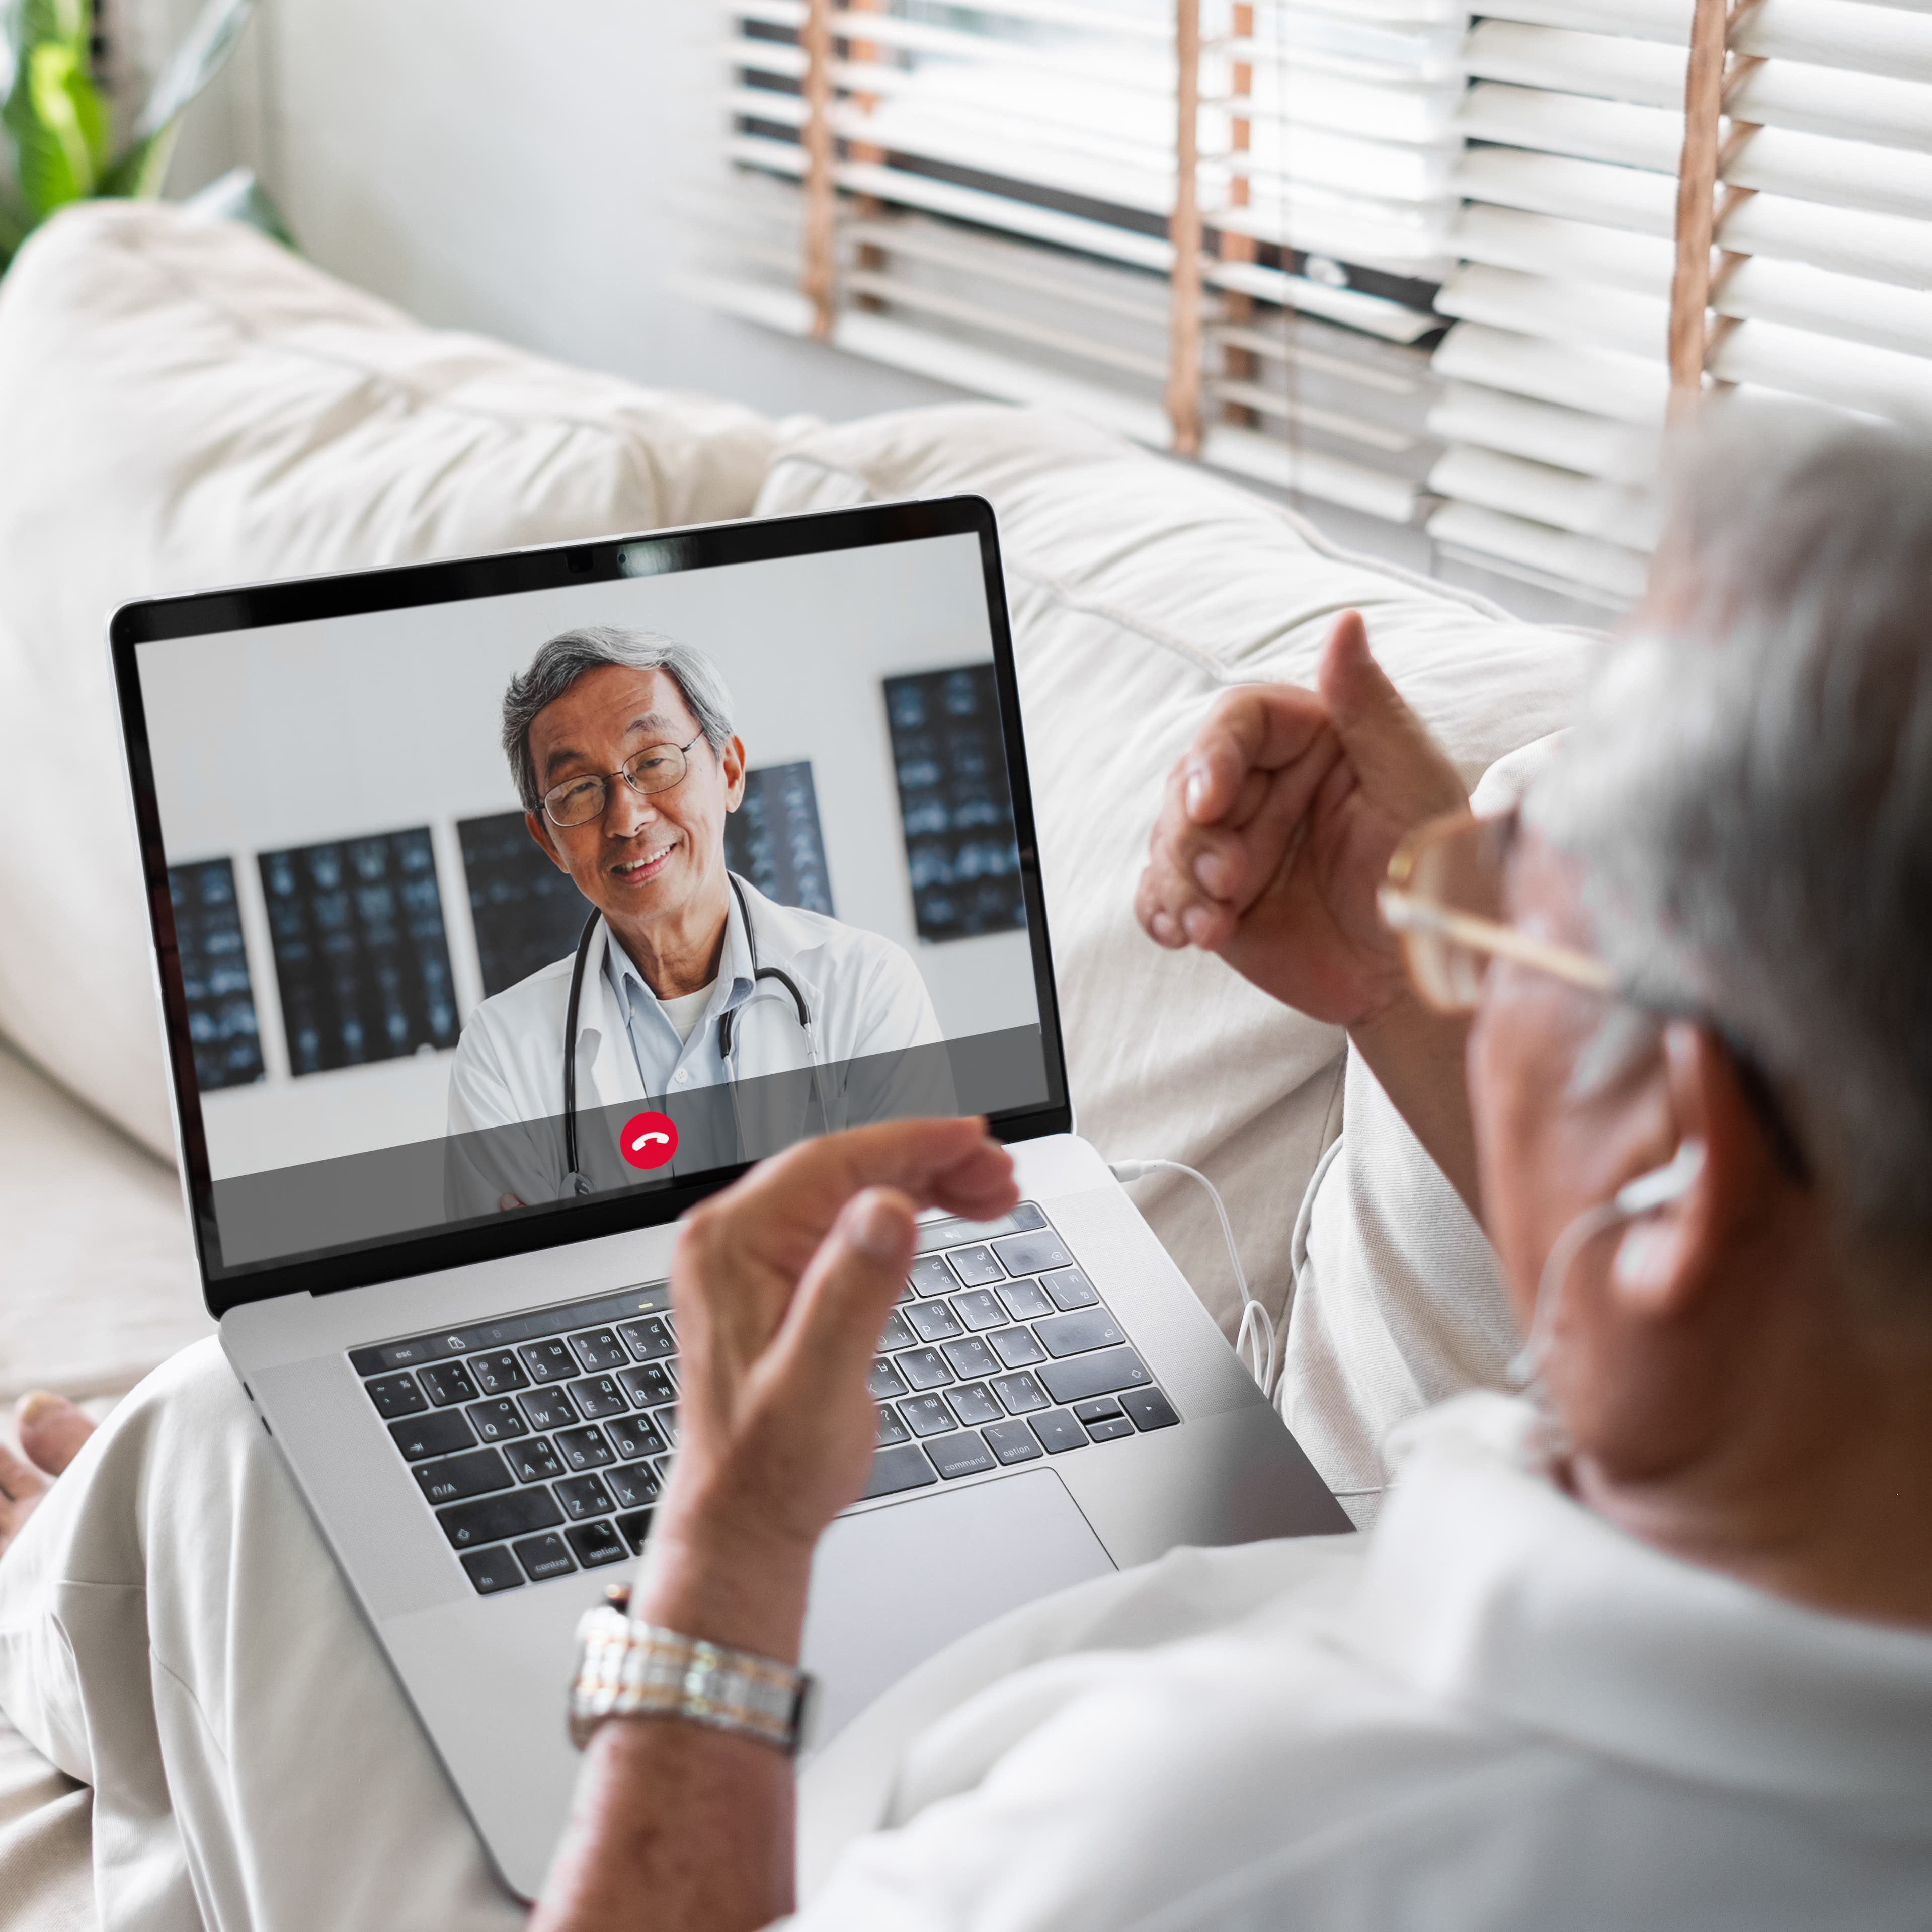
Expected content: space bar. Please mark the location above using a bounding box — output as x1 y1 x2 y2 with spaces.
862 1443 938 1499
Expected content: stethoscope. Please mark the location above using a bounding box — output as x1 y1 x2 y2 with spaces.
561 872 818 1194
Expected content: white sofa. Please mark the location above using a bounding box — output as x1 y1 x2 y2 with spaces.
0 203 1596 1921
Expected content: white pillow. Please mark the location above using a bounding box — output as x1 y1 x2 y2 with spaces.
757 405 1602 1345
0 202 785 1158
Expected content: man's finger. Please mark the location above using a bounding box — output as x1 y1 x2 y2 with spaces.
1179 898 1239 953
1137 769 1215 939
693 1118 1016 1275
731 1117 1008 1219
1137 819 1209 924
1185 731 1343 911
1173 823 1250 904
1139 828 1247 952
1137 833 1243 953
770 1187 920 1397
1133 865 1184 948
1178 683 1329 828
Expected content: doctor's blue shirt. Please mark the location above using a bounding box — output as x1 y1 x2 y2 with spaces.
601 882 759 1098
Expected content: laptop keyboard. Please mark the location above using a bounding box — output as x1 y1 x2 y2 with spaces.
349 1201 1181 1596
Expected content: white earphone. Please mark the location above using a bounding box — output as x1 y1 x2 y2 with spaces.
1507 1139 1707 1397
1613 1139 1707 1217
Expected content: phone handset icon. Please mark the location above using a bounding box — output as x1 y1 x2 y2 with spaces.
618 1111 679 1171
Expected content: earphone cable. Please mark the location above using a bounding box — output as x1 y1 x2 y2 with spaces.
1108 1158 1276 1398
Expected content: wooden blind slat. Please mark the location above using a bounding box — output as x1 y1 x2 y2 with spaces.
1667 0 1733 413
1167 0 1204 455
802 0 837 340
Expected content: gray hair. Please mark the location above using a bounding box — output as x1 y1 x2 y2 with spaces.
502 626 735 815
1527 412 1932 1250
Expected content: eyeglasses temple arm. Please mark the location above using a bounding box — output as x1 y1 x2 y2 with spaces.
1378 889 1619 997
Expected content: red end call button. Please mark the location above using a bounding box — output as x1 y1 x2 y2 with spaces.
619 1111 678 1170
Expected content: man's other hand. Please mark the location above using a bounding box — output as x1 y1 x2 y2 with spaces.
642 1118 1016 1659
1134 611 1465 1027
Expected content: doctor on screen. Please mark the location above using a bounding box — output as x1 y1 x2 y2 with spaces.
446 625 947 1204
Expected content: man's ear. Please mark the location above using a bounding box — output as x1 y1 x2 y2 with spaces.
526 810 569 873
1607 1021 1768 1316
721 734 748 811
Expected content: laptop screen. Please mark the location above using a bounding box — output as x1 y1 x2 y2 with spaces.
114 500 1068 1310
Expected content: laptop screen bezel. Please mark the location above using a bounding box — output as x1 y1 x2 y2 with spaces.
111 495 1073 1319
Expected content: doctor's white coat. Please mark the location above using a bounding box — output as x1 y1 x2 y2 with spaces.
443 880 948 1210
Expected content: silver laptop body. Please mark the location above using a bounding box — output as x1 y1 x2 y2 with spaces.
113 498 1348 1900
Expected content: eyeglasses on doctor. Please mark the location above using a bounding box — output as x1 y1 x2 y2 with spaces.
541 733 704 829
1378 806 1810 1181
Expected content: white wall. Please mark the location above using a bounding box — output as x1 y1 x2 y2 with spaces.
140 531 1041 1176
144 0 972 426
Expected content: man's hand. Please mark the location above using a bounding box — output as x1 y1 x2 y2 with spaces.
534 1118 1015 1932
1136 611 1487 1213
640 1116 1016 1659
1134 611 1466 1027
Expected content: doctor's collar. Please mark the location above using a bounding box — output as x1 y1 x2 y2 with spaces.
599 893 756 1013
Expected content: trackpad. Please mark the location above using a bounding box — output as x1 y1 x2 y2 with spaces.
800 1469 1115 1748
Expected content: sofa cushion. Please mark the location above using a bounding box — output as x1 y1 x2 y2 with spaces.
757 406 1601 1347
0 202 785 1158
0 1038 209 1404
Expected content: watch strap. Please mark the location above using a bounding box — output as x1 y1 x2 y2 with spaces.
569 1585 814 1755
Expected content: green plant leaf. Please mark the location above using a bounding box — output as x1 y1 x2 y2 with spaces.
128 0 252 142
0 0 252 228
51 34 104 163
2 0 106 216
0 0 85 102
98 117 177 199
5 39 106 214
10 0 90 64
92 0 252 202
0 186 30 267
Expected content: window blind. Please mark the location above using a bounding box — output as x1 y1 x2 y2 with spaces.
1430 0 1932 602
689 1 1469 524
695 3 1932 607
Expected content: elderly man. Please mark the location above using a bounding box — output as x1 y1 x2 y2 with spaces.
3 418 1929 1928
448 625 945 1199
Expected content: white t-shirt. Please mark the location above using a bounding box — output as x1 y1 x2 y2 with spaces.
789 1392 1932 1930
657 978 715 1045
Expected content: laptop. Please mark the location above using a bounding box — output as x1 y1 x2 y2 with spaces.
110 495 1349 1899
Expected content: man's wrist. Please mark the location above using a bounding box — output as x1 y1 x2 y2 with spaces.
634 1511 815 1664
1346 985 1459 1055
1342 991 1482 1217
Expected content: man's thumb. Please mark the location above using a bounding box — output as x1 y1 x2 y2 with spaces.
847 1188 917 1271
1315 613 1452 798
782 1187 917 1382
